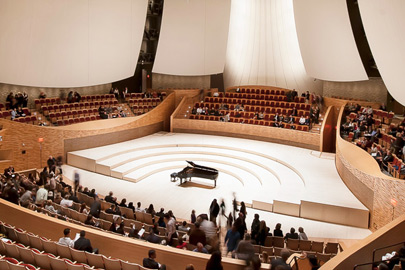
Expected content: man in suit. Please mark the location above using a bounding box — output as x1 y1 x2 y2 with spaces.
74 230 98 254
143 249 166 270
270 248 292 270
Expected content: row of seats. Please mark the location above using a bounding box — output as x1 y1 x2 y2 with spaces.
196 106 310 117
49 109 100 122
34 95 117 110
233 88 286 95
55 116 102 126
0 254 38 270
189 115 310 131
127 99 161 106
200 100 310 111
131 105 156 115
41 101 118 116
213 94 305 103
0 221 148 270
12 116 38 125
256 237 339 254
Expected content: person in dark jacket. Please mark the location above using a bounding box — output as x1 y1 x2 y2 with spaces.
74 231 98 254
209 199 220 224
143 249 166 270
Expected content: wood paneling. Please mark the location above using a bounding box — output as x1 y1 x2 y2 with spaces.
335 105 405 231
173 119 321 151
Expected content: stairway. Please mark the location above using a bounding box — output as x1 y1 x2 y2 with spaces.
310 113 323 134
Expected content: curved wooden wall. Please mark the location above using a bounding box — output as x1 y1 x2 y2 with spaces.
335 105 405 231
0 199 264 270
0 93 176 171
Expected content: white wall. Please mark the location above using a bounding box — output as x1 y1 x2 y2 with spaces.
0 0 147 88
358 0 405 106
223 0 322 93
293 0 367 82
153 0 231 76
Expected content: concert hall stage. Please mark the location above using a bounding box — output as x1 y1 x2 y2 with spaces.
65 132 371 239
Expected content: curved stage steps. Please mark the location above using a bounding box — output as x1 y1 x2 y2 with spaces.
67 132 369 229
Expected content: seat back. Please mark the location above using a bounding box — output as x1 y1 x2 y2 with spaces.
311 241 324 253
85 252 105 269
42 239 58 255
18 246 35 265
33 251 52 270
103 255 122 270
15 230 30 247
299 240 311 251
70 248 88 264
121 260 140 270
325 242 339 254
273 236 284 248
286 238 299 251
4 242 20 260
49 256 68 270
56 243 73 260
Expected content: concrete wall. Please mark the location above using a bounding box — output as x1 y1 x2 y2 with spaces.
323 78 388 104
152 73 210 89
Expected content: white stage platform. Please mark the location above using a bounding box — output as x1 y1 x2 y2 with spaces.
66 132 370 236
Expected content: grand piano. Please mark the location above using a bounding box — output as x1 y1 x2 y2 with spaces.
171 161 219 187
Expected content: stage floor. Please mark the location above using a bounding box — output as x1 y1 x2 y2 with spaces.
64 132 371 240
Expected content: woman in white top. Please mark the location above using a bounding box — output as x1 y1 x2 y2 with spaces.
299 116 305 125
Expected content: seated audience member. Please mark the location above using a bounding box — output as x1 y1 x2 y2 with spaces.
128 223 140 239
116 221 125 235
285 227 299 240
58 228 74 247
205 251 223 270
270 248 292 270
146 203 156 216
85 214 99 227
191 107 197 114
146 228 161 244
193 242 208 253
382 149 394 171
247 256 262 270
235 234 255 263
136 202 145 212
20 188 36 208
288 115 295 124
274 223 284 237
45 200 59 214
79 202 89 214
128 202 135 212
104 191 115 204
196 107 203 115
185 265 195 270
143 249 166 270
74 230 98 254
178 221 190 232
305 116 310 126
298 227 308 240
39 92 47 99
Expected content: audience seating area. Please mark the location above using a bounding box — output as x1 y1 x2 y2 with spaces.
342 104 405 179
0 220 150 270
190 87 314 131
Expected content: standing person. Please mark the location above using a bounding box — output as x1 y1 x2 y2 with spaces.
232 192 238 221
240 201 247 220
190 209 196 224
235 234 255 264
209 199 220 225
89 196 101 218
73 170 80 195
251 214 260 241
164 213 177 246
224 225 240 257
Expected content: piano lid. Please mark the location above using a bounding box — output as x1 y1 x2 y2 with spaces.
186 160 218 173
186 160 197 167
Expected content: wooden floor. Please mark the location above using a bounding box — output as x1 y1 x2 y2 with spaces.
64 132 371 240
